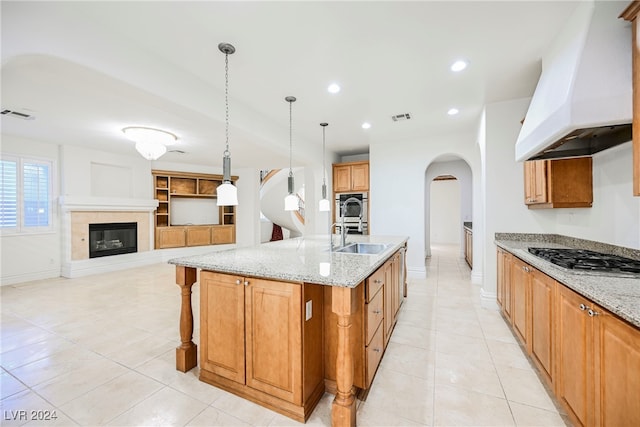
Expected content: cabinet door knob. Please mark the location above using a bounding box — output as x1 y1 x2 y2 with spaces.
373 310 382 314
244 280 250 286
374 279 382 284
236 279 242 285
588 309 599 317
579 303 587 311
373 348 381 353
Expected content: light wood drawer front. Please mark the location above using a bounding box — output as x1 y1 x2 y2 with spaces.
366 268 384 302
366 323 384 387
366 289 384 345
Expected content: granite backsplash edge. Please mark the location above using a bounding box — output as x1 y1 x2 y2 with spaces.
494 233 640 261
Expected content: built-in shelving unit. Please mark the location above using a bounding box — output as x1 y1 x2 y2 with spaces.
152 170 238 249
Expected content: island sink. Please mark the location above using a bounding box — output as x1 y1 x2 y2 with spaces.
334 242 389 254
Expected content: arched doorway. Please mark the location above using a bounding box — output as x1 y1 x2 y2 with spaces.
424 157 472 261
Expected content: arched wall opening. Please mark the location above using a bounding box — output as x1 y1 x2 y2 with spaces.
424 157 473 261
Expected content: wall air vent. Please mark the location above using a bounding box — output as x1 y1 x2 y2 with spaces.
1 109 35 120
391 113 412 122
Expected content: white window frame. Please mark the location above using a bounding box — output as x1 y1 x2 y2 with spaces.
0 154 56 235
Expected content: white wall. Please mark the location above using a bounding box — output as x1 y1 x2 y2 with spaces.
480 98 639 308
369 130 481 277
1 135 61 284
430 179 461 245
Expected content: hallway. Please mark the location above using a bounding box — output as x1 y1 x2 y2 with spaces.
0 244 568 426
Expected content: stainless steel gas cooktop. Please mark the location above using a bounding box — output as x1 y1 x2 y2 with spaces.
528 247 640 275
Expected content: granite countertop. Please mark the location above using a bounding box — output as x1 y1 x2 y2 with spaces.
495 234 640 329
168 234 409 288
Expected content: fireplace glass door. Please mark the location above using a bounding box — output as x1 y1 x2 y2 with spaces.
89 222 138 258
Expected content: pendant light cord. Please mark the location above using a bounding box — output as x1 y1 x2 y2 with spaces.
224 51 230 157
322 125 326 185
288 100 293 178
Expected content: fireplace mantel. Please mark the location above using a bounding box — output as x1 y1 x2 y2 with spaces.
59 196 158 212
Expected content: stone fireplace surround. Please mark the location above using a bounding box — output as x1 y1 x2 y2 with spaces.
60 196 158 278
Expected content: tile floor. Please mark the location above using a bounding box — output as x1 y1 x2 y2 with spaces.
0 244 569 426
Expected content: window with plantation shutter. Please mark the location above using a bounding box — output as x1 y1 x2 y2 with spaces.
0 155 53 233
0 159 18 228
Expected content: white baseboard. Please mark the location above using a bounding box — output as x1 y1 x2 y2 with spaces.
61 244 237 279
480 287 499 310
1 268 61 286
407 266 427 278
471 270 483 285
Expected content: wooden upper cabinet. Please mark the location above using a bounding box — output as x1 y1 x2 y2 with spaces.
523 157 593 209
621 2 640 196
333 161 369 192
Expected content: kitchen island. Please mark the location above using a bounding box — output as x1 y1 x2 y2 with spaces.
168 234 408 426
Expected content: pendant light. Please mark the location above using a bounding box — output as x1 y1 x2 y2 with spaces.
216 42 238 206
284 96 298 211
318 123 331 212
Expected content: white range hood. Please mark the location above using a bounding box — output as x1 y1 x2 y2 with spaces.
515 0 633 162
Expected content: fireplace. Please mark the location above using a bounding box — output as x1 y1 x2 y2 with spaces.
89 222 138 258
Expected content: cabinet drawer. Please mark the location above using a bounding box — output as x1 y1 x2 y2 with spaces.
366 267 384 302
366 323 384 388
366 288 384 345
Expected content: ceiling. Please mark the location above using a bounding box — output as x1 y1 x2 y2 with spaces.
1 1 583 169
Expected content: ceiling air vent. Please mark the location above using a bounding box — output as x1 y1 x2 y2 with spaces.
391 113 412 122
1 109 35 120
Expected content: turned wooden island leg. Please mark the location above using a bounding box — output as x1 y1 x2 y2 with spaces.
175 265 198 372
331 286 358 427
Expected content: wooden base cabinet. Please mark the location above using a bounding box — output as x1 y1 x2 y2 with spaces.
510 257 531 346
594 308 640 427
324 249 404 392
199 272 324 422
557 284 640 427
497 247 512 320
530 269 555 387
497 247 640 427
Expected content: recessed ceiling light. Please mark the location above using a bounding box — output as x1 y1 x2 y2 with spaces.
327 83 341 94
361 122 371 129
450 60 468 72
447 108 459 115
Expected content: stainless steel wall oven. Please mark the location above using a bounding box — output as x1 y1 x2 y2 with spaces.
335 192 368 235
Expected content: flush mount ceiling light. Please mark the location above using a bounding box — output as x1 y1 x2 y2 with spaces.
327 83 341 94
319 123 330 212
122 126 177 160
448 108 460 115
284 96 298 212
361 122 371 129
216 42 238 206
450 60 468 72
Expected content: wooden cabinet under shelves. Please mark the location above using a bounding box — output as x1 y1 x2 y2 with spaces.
333 161 369 193
199 271 324 422
523 157 593 209
152 170 237 249
621 2 640 196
